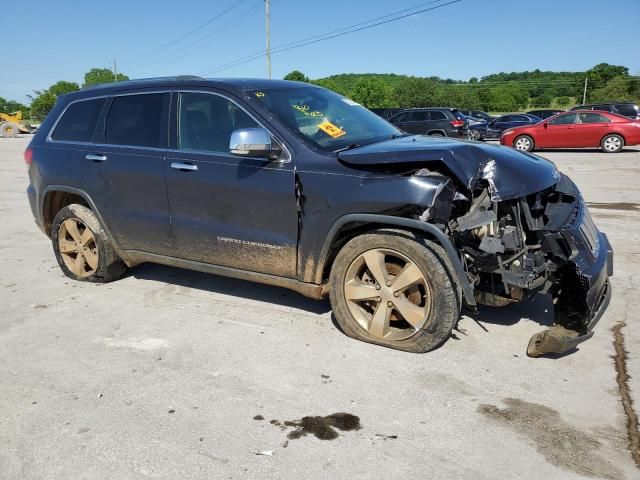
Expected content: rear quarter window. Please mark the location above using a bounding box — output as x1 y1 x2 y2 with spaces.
51 98 105 142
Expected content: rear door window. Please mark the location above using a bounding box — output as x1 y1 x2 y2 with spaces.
105 93 168 148
51 98 105 142
578 113 610 124
410 111 430 122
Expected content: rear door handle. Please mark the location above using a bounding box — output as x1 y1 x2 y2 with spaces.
171 162 198 171
86 154 107 162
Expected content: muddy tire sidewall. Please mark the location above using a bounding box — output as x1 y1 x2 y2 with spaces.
329 230 460 353
51 204 126 283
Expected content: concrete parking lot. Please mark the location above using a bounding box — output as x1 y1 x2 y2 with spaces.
1 135 639 479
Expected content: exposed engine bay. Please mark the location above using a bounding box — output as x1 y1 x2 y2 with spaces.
416 166 613 357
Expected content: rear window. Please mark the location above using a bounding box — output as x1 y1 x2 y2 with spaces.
51 98 105 142
615 104 639 117
105 93 167 147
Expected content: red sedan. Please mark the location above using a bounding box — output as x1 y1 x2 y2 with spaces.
500 110 640 153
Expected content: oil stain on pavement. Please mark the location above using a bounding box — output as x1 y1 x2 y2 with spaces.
268 413 361 441
478 398 623 479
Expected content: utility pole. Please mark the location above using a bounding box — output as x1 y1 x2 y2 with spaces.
112 58 117 82
582 77 588 104
265 0 271 79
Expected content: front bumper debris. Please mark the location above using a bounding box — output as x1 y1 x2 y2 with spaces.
526 225 614 357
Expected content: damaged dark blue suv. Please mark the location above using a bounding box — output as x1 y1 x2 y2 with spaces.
26 77 613 357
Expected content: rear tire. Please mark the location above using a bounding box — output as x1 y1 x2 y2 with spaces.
52 204 127 283
329 230 459 353
0 121 20 138
427 131 445 137
513 135 534 152
601 134 624 153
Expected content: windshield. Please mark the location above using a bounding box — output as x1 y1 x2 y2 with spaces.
246 86 401 151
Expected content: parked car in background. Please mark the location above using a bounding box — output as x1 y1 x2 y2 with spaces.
570 102 640 120
501 110 640 153
471 113 542 140
457 109 494 122
527 109 565 120
388 107 469 138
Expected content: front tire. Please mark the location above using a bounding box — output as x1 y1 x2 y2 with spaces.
329 230 459 353
601 134 624 153
513 135 534 152
52 204 127 283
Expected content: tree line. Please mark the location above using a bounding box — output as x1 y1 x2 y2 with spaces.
2 63 638 121
0 68 129 121
285 63 640 112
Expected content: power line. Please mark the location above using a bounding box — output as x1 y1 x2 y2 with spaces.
126 2 261 75
197 0 462 76
120 0 250 65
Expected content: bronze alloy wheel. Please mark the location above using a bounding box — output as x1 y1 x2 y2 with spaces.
57 218 99 278
343 248 433 341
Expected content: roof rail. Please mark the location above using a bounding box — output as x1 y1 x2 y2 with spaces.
81 75 204 90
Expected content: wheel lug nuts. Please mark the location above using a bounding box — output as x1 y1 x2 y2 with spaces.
386 281 391 287
387 301 393 307
375 285 381 290
376 297 381 302
393 292 399 297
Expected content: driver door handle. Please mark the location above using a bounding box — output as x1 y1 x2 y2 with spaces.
86 154 107 162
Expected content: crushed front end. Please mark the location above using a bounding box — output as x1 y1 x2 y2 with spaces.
448 173 613 357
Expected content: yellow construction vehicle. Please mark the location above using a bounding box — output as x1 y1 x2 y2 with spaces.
0 111 34 138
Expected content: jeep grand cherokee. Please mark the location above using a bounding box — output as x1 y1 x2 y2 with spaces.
25 77 613 357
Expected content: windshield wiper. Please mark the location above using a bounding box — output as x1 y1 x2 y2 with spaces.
334 143 362 153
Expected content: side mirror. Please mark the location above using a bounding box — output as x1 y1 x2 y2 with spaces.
229 128 281 160
543 122 548 129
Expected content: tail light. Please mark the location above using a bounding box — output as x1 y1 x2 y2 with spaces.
451 120 465 128
24 147 33 165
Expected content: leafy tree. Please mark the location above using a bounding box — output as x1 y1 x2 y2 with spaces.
28 81 79 120
350 77 393 108
311 78 349 96
283 70 309 83
394 77 438 108
590 76 638 103
0 97 29 114
84 68 129 87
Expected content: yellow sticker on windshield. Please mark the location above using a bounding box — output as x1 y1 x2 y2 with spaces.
318 121 346 138
255 92 265 98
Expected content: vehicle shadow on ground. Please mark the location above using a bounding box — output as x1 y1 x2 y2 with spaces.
470 294 554 328
129 263 332 315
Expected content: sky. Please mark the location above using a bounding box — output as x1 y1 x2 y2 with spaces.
2 0 639 103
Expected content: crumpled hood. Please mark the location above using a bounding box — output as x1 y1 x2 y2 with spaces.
338 136 561 201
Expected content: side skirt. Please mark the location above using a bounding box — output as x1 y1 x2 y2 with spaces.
122 250 326 300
